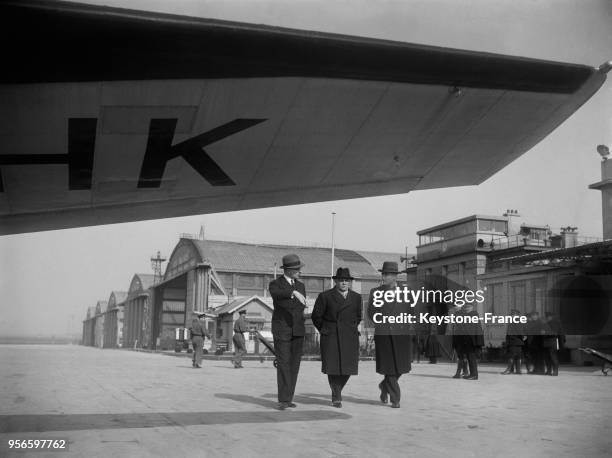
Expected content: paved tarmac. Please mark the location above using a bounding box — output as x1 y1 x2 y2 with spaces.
0 345 610 458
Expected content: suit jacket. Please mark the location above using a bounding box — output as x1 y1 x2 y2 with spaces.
312 288 362 375
269 276 306 339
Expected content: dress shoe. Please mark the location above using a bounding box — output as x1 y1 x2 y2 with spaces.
452 373 462 379
378 382 388 404
463 375 478 380
391 402 400 408
332 401 342 408
287 402 297 408
277 402 289 410
501 370 512 375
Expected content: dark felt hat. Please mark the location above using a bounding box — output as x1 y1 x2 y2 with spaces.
238 309 247 314
378 261 400 274
281 253 305 269
332 267 354 280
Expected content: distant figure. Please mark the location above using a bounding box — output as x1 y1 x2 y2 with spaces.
232 309 249 368
312 268 362 408
543 312 565 376
268 254 307 410
525 311 546 374
452 303 484 380
450 306 469 379
425 326 442 364
367 261 413 408
501 309 526 375
190 312 209 369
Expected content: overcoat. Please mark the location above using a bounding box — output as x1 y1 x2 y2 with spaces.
453 309 484 349
269 276 306 339
367 285 413 375
312 288 362 375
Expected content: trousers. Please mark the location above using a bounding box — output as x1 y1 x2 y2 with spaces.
232 333 247 366
328 375 350 401
192 336 204 366
274 336 304 402
379 374 402 404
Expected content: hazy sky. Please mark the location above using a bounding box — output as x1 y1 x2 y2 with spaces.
1 0 611 337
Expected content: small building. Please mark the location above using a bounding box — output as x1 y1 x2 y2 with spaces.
102 291 127 348
211 295 273 353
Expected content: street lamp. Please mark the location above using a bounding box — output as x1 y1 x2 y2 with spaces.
597 144 610 161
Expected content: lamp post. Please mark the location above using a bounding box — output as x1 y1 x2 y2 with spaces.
330 212 336 288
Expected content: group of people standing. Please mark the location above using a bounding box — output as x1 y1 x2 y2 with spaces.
269 254 412 410
502 309 565 376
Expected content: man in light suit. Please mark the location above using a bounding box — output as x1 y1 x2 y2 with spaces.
268 254 307 410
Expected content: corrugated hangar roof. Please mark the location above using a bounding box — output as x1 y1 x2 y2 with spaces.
190 239 410 279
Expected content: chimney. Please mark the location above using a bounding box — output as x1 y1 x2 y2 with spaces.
560 226 578 248
589 146 612 240
503 209 521 236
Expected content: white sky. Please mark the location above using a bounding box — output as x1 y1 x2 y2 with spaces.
1 0 611 337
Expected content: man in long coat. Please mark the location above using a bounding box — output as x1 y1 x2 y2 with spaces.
501 309 526 375
453 303 484 380
312 267 362 407
543 312 564 376
268 254 307 410
367 261 413 408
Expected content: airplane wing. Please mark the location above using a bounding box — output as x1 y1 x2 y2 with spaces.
0 0 608 235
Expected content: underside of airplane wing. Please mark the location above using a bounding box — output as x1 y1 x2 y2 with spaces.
0 0 608 235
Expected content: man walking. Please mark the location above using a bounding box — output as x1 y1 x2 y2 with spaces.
269 254 307 410
312 267 362 407
453 303 484 380
232 309 248 368
367 261 413 408
501 309 526 375
190 312 209 369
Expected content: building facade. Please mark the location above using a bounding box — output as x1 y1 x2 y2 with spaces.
123 274 155 349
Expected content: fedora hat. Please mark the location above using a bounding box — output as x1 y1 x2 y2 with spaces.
238 309 247 315
281 253 305 269
378 261 400 274
332 267 354 280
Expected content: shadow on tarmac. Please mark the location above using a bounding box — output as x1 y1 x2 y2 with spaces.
0 408 351 433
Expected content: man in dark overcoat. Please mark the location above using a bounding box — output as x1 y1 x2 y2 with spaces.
268 254 307 410
525 311 547 374
543 312 565 376
501 309 526 375
312 267 362 407
453 303 484 380
367 261 413 408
